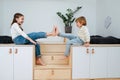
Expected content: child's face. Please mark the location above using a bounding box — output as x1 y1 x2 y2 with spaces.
16 16 24 25
76 21 82 28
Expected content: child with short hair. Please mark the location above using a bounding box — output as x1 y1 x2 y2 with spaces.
56 16 90 59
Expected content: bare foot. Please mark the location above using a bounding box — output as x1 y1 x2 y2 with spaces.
58 56 69 60
51 26 56 36
47 26 56 36
36 58 46 66
55 26 59 36
46 27 56 36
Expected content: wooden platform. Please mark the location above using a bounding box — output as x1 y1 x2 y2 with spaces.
33 42 72 80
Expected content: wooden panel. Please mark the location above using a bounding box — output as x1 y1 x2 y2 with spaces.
34 70 52 80
34 69 71 80
52 69 71 79
40 44 66 53
34 43 71 80
93 79 106 80
41 55 69 65
34 65 71 69
73 79 104 80
42 52 64 55
72 79 90 80
73 78 120 80
105 78 120 80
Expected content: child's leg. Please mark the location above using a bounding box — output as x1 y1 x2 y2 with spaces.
27 32 47 41
27 27 56 41
27 32 55 41
35 43 45 65
64 39 77 56
27 43 45 65
58 33 77 40
35 43 41 58
13 36 27 44
64 38 84 56
55 27 77 40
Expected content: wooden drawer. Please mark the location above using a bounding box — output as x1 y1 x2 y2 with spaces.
41 55 68 65
34 70 51 80
52 69 71 79
34 69 71 80
40 44 66 53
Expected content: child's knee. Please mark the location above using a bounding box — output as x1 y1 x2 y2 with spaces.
66 40 72 45
35 43 40 47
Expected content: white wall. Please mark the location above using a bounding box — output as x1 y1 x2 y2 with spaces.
1 0 96 41
2 0 120 40
0 0 3 35
96 0 120 38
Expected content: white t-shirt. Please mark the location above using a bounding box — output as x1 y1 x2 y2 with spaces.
10 23 28 39
77 26 90 42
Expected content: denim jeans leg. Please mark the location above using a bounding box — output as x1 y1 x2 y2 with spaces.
35 43 41 58
27 43 41 58
27 32 47 41
64 37 84 56
58 33 77 40
13 36 28 44
13 35 42 58
65 42 71 56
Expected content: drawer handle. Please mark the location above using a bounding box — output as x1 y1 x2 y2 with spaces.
51 56 54 60
15 49 18 54
92 49 95 54
52 70 54 75
9 48 12 54
86 48 89 54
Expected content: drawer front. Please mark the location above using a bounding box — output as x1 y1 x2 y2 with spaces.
34 70 52 80
41 55 69 65
52 69 71 79
41 44 66 53
34 69 71 80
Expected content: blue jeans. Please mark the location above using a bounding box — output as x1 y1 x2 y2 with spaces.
58 33 84 56
13 32 47 58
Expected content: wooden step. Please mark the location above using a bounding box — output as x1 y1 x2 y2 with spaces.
34 69 71 80
39 42 66 53
34 65 71 69
34 42 72 80
41 52 64 55
105 78 120 80
41 55 69 65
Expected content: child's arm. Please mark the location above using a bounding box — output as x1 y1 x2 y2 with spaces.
25 37 36 45
14 24 37 45
84 27 90 47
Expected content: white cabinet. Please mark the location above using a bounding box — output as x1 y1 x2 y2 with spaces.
0 47 13 80
72 46 107 79
108 47 120 78
0 46 33 80
90 47 107 79
72 46 120 79
72 47 90 79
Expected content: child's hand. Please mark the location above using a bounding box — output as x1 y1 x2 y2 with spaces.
30 39 37 45
84 43 90 47
32 41 37 45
